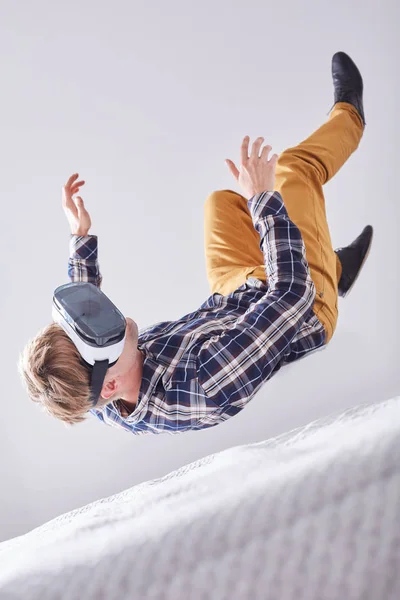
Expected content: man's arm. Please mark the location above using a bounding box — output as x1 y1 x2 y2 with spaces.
68 234 103 289
196 189 319 407
61 173 102 289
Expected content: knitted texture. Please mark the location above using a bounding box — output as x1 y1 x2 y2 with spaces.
1 397 399 600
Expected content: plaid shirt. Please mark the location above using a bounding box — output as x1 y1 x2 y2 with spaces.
68 191 326 435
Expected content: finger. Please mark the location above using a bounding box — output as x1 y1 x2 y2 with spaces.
251 137 265 159
65 173 79 187
74 196 87 213
71 180 85 193
269 153 279 165
241 136 250 164
76 198 91 228
225 159 240 180
260 144 273 161
72 180 85 188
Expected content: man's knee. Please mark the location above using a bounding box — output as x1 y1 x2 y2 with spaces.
279 147 328 185
205 189 244 208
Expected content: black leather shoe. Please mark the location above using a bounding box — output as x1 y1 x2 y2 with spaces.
329 51 366 126
335 225 373 297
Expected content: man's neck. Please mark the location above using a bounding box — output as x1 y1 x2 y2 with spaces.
118 350 144 416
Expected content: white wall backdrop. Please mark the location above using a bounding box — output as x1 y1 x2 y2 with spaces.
0 0 398 543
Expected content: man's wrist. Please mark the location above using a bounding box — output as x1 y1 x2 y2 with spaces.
71 230 90 237
253 189 275 195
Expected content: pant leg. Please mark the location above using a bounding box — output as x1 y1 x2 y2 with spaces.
204 102 364 343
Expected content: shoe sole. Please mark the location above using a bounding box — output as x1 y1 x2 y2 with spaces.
341 227 374 298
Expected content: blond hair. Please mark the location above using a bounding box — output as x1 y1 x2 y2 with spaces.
18 323 93 424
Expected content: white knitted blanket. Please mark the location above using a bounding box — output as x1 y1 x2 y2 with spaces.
1 396 399 600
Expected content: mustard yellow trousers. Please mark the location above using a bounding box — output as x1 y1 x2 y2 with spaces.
204 102 364 344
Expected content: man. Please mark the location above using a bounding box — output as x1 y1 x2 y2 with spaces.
19 51 373 435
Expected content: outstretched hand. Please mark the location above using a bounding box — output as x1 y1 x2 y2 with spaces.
226 136 279 200
62 173 92 236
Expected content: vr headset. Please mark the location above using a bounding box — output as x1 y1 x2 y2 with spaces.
52 282 126 407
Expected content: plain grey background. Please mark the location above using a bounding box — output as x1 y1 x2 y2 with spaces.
0 0 398 544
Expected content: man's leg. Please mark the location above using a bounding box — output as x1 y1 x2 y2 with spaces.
204 102 364 344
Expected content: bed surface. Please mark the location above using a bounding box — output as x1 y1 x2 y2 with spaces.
1 396 399 600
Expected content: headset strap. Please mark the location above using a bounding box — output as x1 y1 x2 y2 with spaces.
89 360 110 407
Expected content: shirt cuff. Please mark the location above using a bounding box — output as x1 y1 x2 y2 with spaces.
248 190 287 219
69 234 99 261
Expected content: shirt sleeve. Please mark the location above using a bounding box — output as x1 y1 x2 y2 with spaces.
68 234 103 289
195 190 317 408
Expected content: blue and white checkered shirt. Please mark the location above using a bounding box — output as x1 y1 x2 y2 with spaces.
67 191 326 435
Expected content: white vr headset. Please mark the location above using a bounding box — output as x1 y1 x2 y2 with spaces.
52 282 127 407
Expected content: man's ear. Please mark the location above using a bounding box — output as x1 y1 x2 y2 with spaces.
100 378 119 401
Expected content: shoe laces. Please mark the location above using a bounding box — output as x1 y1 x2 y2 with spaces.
327 88 361 118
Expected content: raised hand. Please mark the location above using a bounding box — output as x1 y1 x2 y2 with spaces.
62 173 92 236
226 136 279 200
